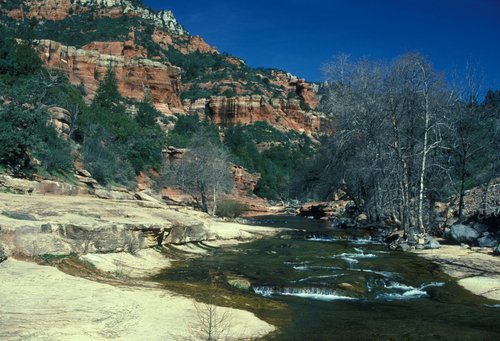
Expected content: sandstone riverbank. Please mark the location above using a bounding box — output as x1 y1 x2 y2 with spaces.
0 259 275 341
0 192 282 340
415 245 500 301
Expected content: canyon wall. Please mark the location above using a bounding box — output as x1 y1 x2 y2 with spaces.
36 39 183 114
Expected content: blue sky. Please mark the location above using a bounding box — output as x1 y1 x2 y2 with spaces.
144 0 500 94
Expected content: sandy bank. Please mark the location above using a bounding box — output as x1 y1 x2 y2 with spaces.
0 258 275 341
416 245 500 301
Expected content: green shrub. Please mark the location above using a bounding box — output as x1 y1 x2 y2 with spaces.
0 105 73 176
78 69 165 182
80 127 136 188
215 199 248 218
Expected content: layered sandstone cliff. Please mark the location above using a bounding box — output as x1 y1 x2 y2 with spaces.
184 96 326 134
7 0 187 35
36 39 183 114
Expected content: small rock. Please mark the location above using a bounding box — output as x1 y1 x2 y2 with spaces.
415 244 425 250
424 237 441 249
396 243 411 252
76 168 92 178
227 277 252 290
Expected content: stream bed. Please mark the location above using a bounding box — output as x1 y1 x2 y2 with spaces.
156 216 500 340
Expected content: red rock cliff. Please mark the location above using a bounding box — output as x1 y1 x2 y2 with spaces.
184 96 325 134
36 39 183 114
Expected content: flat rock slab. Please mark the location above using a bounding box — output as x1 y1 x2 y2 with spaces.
0 259 275 341
416 245 500 301
458 276 500 301
80 249 171 278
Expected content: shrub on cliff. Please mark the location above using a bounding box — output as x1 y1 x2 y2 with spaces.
0 34 42 77
79 69 165 185
0 35 73 176
0 105 73 176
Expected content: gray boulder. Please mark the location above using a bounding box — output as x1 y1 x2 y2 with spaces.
478 234 498 248
450 224 480 244
472 223 488 234
425 237 441 249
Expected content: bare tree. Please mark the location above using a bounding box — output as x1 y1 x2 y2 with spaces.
320 53 453 233
161 130 233 215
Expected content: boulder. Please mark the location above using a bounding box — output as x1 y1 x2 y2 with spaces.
477 234 498 248
94 188 135 201
76 168 92 178
424 237 441 249
2 211 37 221
38 180 79 196
227 276 252 290
0 245 7 263
385 233 400 244
472 223 489 234
450 224 480 244
163 222 210 245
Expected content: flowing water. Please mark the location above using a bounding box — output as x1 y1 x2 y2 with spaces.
156 216 500 340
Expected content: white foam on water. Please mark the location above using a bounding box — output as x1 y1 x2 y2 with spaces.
341 257 359 264
355 269 397 277
293 265 311 271
282 292 357 301
306 237 337 243
253 286 358 302
295 274 346 283
341 253 377 259
420 282 446 290
376 288 428 300
374 281 446 301
350 239 382 245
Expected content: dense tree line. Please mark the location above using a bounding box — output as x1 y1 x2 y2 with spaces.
298 53 499 233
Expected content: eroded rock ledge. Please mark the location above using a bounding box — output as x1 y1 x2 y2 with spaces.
0 192 278 260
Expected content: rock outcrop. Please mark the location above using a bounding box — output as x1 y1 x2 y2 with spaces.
48 106 72 139
8 0 187 36
36 39 183 114
0 192 206 257
184 95 325 134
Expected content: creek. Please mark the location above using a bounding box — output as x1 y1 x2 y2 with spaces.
155 216 500 340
